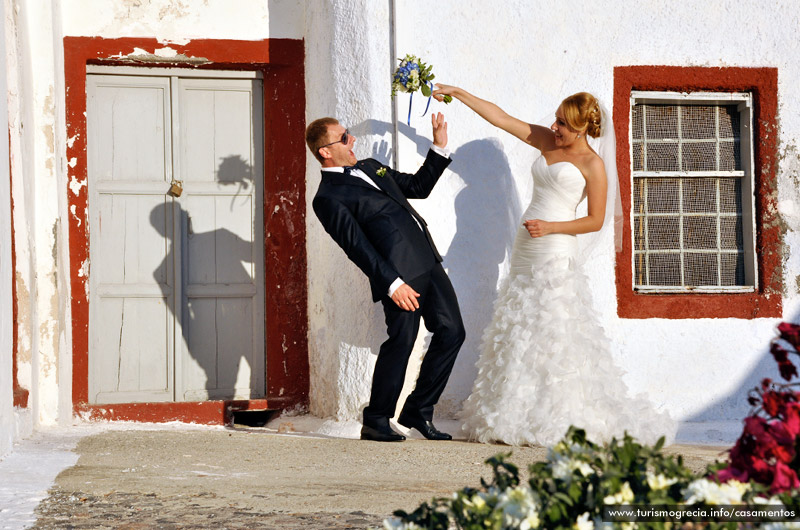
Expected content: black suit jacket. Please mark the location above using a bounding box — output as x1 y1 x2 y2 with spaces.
312 149 452 301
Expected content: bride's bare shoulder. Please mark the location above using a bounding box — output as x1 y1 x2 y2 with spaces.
575 151 605 180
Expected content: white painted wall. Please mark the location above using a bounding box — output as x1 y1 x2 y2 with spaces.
0 0 13 458
61 0 303 40
305 0 394 419
6 0 72 430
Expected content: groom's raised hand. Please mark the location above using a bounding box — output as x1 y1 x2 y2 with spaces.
431 112 448 149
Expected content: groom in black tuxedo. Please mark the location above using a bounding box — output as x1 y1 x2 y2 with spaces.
307 113 465 442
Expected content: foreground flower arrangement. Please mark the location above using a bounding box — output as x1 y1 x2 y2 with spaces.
383 323 800 529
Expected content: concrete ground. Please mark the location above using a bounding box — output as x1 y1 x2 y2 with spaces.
1 416 730 530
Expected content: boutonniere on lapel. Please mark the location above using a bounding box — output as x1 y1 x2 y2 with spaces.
376 167 387 178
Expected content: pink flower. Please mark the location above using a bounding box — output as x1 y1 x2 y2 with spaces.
715 466 748 483
718 323 800 496
742 417 771 453
767 421 796 464
770 461 800 494
778 322 800 350
779 361 798 381
761 390 785 417
771 343 799 381
783 402 800 437
771 342 790 363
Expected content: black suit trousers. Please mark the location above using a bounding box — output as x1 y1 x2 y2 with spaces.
362 263 465 426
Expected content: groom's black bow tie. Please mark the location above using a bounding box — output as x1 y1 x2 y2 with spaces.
343 165 358 175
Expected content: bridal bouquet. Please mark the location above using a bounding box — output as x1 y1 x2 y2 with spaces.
391 54 450 125
391 54 451 102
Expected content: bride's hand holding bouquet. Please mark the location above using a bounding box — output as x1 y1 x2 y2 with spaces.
431 83 460 102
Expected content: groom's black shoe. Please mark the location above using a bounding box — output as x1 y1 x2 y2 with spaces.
397 413 452 441
360 422 406 442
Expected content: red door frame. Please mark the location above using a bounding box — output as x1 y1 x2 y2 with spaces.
64 37 308 424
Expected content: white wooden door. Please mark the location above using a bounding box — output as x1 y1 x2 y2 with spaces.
87 72 265 404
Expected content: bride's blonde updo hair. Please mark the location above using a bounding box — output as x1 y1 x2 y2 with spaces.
560 92 602 138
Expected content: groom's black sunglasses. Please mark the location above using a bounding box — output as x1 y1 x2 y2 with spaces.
319 129 350 149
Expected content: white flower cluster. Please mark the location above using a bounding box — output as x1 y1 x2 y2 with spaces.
574 511 594 530
382 518 422 530
603 481 635 504
646 471 679 491
548 442 595 483
682 478 750 505
496 485 541 530
382 427 800 530
457 488 496 511
754 496 800 530
549 455 594 483
759 522 800 530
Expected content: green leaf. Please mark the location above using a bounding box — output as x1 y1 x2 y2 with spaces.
421 83 431 97
552 491 574 506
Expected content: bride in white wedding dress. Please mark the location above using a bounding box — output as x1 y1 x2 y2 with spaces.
432 85 674 447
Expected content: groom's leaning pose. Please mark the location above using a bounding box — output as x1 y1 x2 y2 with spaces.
307 113 465 442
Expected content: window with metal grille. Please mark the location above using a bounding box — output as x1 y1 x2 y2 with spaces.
630 91 756 292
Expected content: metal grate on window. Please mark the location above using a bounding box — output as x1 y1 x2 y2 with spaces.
631 100 749 291
632 104 741 172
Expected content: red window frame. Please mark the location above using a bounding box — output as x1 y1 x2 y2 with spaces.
614 66 781 319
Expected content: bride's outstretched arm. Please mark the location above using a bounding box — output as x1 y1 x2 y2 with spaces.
524 159 608 237
433 84 552 149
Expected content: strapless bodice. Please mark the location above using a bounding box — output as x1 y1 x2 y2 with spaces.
525 156 587 221
509 157 587 273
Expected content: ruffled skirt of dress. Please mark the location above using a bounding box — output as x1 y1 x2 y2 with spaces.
459 255 675 447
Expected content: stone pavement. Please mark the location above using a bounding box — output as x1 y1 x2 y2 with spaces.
2 417 729 530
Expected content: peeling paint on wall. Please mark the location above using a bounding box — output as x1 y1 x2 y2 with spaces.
107 46 209 64
68 175 85 196
42 87 55 173
14 273 31 365
779 142 800 299
77 259 89 278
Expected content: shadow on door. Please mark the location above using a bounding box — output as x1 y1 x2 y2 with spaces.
150 154 264 401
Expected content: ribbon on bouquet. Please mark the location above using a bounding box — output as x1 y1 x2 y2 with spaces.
406 81 435 126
